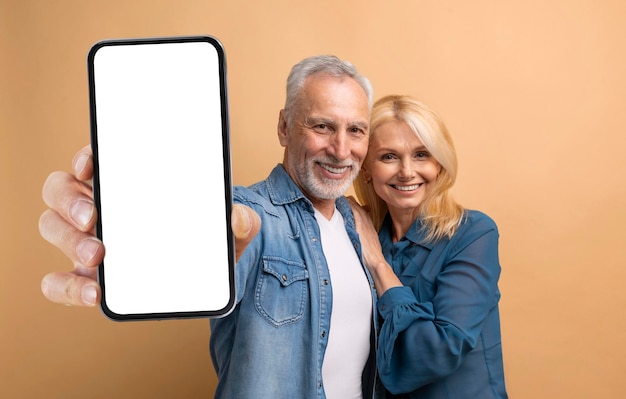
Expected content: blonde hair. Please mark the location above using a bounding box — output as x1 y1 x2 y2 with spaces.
353 95 464 242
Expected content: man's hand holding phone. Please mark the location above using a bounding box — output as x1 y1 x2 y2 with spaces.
39 145 260 308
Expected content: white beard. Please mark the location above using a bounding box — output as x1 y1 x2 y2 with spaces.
291 156 359 200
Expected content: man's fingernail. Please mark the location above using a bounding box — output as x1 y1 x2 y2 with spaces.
81 285 97 306
232 206 252 239
70 200 94 229
74 153 90 175
77 237 101 264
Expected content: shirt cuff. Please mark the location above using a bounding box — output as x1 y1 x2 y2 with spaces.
377 286 418 319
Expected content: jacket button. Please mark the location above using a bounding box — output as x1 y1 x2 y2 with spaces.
282 274 288 281
323 279 329 285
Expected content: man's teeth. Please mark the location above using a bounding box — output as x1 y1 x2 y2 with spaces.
393 184 421 191
321 164 348 174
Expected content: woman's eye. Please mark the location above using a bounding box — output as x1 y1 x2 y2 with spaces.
415 151 429 159
382 154 396 161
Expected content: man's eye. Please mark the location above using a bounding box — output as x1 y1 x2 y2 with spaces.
313 124 330 132
349 126 368 136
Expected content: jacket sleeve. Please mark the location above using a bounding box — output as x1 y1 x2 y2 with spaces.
376 216 501 394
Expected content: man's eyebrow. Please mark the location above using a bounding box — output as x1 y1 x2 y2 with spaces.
304 116 334 126
303 117 369 130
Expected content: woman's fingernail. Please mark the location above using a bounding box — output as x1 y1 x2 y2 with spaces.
81 285 97 306
77 237 101 265
70 200 94 229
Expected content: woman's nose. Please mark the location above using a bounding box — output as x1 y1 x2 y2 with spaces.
398 160 414 180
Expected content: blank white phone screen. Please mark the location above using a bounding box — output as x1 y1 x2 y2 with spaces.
90 37 233 319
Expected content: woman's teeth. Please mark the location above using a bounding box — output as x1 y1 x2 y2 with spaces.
393 184 421 191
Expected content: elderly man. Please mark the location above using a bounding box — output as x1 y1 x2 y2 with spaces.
40 55 380 398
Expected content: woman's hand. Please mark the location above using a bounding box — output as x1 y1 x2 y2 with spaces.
347 197 402 296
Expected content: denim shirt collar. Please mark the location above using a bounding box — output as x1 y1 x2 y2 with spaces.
265 164 356 228
266 164 309 206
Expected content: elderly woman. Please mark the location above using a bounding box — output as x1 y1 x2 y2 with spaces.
352 95 508 398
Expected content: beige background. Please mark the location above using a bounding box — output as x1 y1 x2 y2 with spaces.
2 0 625 398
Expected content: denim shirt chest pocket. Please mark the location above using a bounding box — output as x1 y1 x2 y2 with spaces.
255 256 309 327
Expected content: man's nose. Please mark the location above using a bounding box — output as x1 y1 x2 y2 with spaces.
327 132 350 160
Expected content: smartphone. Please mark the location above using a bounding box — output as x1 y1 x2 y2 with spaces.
88 36 235 320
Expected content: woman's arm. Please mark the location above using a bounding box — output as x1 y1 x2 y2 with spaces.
348 198 402 295
377 215 502 393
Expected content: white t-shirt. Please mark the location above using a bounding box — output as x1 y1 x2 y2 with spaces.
315 207 372 399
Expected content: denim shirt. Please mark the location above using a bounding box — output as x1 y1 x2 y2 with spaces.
210 165 380 399
376 210 508 399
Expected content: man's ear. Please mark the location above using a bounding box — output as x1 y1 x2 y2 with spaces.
277 109 288 147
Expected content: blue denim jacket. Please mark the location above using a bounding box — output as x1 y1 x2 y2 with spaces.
210 165 380 399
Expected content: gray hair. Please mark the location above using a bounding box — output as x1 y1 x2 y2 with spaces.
283 55 373 127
